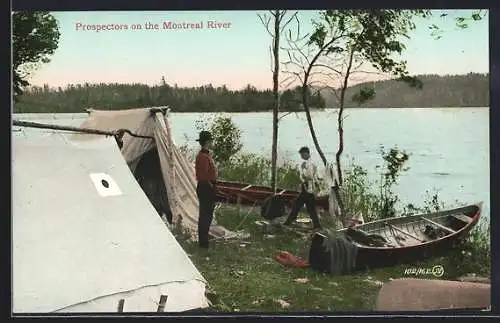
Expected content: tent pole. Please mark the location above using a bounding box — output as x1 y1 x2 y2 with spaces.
12 120 154 140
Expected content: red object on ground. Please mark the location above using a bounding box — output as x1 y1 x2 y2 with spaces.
274 251 309 268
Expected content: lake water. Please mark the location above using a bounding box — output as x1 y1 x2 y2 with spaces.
14 108 490 221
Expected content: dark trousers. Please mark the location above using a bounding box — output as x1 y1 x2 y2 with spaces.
284 188 321 228
196 181 216 248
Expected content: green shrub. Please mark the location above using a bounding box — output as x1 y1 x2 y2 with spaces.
444 217 491 277
218 153 303 190
195 114 243 165
339 146 410 222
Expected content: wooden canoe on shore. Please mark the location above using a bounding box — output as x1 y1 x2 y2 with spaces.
309 203 483 273
214 180 330 210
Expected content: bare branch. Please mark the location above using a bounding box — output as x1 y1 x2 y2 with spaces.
282 17 310 46
293 13 308 42
350 70 385 76
313 63 343 75
292 47 311 67
282 58 307 75
281 70 303 87
257 12 271 26
257 13 273 37
309 79 329 88
278 111 294 121
312 71 343 89
352 59 364 71
280 11 298 34
279 74 297 87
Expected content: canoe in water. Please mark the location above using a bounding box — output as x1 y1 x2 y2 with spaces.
215 180 329 210
309 203 483 273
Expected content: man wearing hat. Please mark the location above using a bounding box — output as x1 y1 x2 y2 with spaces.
195 131 218 248
283 146 322 229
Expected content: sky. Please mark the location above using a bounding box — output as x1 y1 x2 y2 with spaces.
25 10 489 90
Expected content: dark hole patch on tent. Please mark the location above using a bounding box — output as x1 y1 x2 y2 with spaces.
89 173 123 197
134 148 173 224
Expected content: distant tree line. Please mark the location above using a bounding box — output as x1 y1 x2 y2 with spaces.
14 73 488 113
322 73 489 108
13 80 325 113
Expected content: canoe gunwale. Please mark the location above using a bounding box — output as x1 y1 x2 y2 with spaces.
215 180 329 209
339 203 482 251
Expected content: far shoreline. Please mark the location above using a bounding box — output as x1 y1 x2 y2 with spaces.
13 106 490 115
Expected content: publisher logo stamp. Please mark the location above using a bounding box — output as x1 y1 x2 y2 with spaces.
404 265 444 278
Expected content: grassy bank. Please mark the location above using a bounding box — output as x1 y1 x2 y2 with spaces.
179 207 383 311
176 204 489 312
173 151 490 312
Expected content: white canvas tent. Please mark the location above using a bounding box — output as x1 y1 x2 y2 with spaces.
76 107 233 240
12 126 209 313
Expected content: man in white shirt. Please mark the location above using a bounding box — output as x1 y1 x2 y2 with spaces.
283 146 322 229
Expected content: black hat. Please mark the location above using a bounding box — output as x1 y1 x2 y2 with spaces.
298 146 310 154
196 130 213 143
